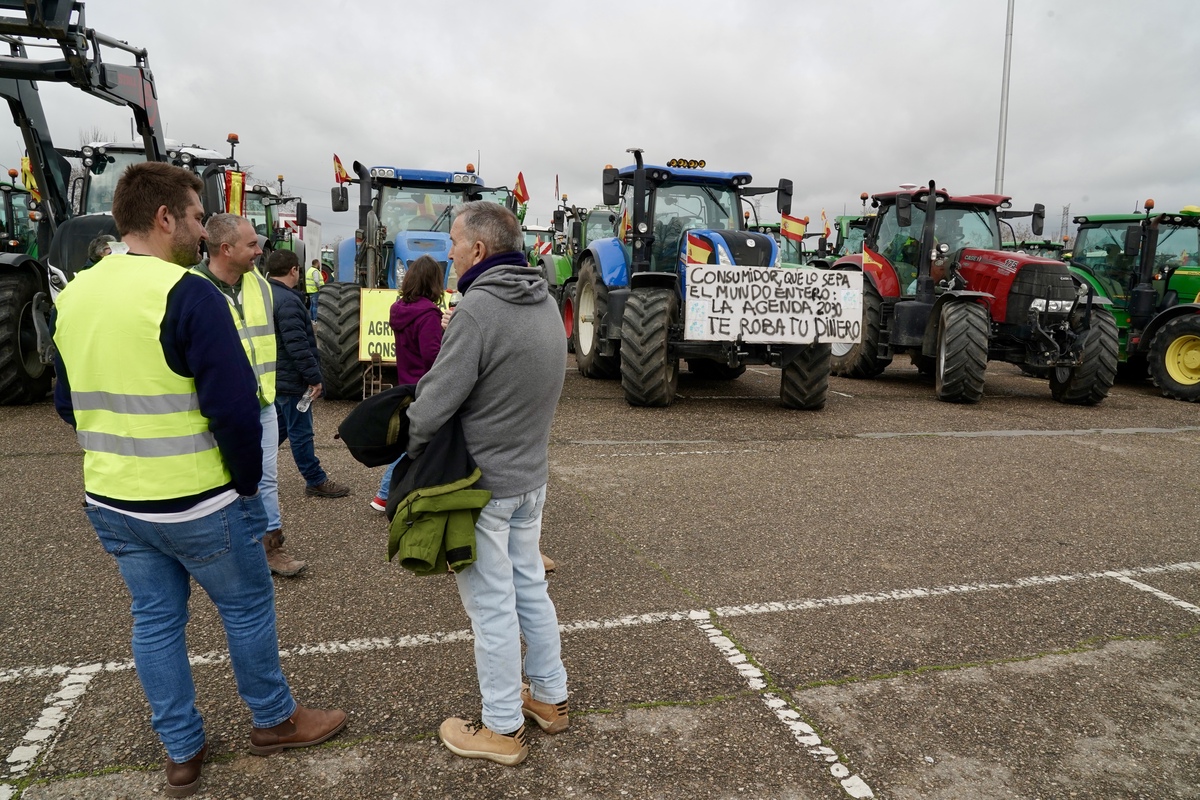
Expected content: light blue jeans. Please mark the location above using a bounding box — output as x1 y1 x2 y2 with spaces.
376 456 403 501
453 484 567 734
258 403 281 531
84 495 296 762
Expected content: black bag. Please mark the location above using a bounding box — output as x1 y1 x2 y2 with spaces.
335 384 416 467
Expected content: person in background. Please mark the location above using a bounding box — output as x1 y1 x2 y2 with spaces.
305 258 325 321
371 254 445 511
406 200 568 767
77 233 116 272
265 248 350 550
51 162 346 798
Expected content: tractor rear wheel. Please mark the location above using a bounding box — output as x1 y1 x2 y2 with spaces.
0 270 52 405
687 359 746 380
830 279 890 378
559 280 576 354
780 343 831 409
1050 307 1118 405
1147 313 1200 402
315 282 364 400
620 288 679 407
934 301 988 403
573 256 618 378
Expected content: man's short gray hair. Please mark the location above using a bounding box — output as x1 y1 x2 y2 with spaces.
205 213 250 251
452 200 523 255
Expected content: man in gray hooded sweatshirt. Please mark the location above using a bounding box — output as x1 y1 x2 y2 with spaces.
406 200 568 766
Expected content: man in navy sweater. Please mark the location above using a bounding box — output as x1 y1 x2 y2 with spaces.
52 162 346 797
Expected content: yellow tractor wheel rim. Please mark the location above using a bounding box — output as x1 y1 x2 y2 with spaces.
1165 332 1200 385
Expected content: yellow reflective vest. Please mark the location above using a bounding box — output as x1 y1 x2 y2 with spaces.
195 266 277 406
53 254 232 500
305 265 324 295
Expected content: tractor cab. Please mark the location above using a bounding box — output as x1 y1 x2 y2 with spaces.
72 140 228 216
0 175 36 256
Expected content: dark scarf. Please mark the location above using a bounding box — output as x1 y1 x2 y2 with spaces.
456 250 527 294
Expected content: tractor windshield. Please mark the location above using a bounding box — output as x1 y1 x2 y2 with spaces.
650 182 741 269
837 222 865 257
378 186 465 235
875 203 1000 290
244 192 274 237
585 210 613 244
9 191 34 253
82 150 144 214
1073 222 1141 302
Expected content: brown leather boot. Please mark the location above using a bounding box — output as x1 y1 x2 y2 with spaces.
249 703 348 756
263 530 307 577
164 742 208 797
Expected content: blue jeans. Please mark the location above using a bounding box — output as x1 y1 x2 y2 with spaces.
453 484 567 734
275 394 327 488
377 456 405 501
258 403 281 531
84 495 296 763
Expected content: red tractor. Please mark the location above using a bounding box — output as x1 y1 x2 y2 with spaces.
829 181 1118 404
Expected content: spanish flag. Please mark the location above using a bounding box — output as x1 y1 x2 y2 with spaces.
862 243 885 271
513 171 530 205
821 209 832 240
686 232 714 264
20 156 40 203
780 213 808 242
225 170 245 216
334 154 352 184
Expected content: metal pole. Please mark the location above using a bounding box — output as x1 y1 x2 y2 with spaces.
994 0 1014 194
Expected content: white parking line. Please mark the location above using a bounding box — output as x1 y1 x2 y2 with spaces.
856 426 1200 440
3 559 1197 796
594 449 759 458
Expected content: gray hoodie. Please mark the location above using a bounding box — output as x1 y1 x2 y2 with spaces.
405 262 565 497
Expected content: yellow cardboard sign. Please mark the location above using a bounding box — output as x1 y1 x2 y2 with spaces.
358 288 400 363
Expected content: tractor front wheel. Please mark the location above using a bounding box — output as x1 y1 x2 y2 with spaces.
573 257 619 378
315 282 364 400
934 301 988 403
831 279 890 378
0 270 52 405
780 343 831 409
560 280 576 354
1050 307 1118 405
1147 313 1200 402
620 288 679 407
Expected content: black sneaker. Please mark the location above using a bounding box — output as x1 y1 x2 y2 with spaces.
305 479 351 498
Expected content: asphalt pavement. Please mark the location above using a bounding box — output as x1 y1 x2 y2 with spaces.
1 359 1198 799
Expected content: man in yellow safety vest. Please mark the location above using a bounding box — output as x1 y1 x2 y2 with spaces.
52 162 346 797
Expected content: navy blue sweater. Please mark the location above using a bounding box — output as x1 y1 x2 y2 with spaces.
54 268 264 512
268 277 323 396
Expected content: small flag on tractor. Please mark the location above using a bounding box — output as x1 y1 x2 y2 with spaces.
513 171 530 205
334 154 351 184
821 209 832 240
862 243 885 271
225 170 245 216
554 174 559 201
686 232 714 264
780 213 808 242
19 156 40 203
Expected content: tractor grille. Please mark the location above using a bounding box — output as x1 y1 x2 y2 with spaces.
1006 262 1076 325
712 231 776 267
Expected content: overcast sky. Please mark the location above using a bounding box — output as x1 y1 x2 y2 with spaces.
5 0 1198 243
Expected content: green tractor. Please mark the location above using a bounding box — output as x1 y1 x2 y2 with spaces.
535 199 619 345
1068 202 1200 400
0 170 36 257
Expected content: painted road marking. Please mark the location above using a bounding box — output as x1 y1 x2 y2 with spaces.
856 425 1200 440
4 559 1198 798
593 449 759 458
1106 572 1200 616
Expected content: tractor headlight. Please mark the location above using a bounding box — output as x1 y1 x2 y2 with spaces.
637 222 648 234
81 146 94 157
180 153 193 165
1029 299 1073 313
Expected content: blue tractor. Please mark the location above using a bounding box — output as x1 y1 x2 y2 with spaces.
321 161 511 399
571 149 833 408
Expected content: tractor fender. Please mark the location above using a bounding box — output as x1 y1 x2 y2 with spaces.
586 237 630 289
827 258 882 293
922 290 993 357
0 253 49 291
538 253 573 288
835 252 901 298
1135 302 1200 353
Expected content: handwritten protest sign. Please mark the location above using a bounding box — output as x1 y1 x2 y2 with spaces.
684 266 863 344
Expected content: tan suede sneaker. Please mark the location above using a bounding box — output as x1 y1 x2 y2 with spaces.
438 717 528 766
521 684 569 733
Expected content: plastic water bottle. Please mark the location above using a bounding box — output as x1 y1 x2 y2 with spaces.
296 387 315 413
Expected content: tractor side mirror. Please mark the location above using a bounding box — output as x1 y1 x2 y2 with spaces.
896 194 913 228
776 178 794 216
1032 203 1045 236
570 221 582 247
1124 225 1141 257
602 167 620 206
201 167 225 219
553 209 565 231
294 202 308 228
331 185 348 213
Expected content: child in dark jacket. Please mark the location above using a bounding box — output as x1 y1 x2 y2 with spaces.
372 256 446 510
